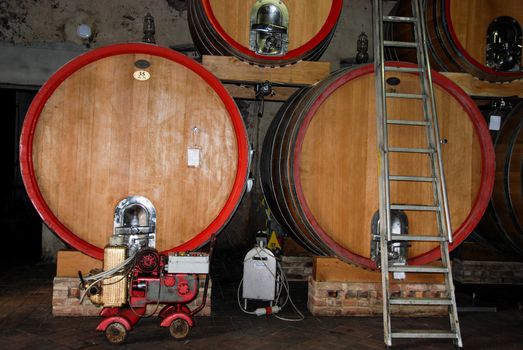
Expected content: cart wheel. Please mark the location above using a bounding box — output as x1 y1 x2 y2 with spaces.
105 322 128 345
169 318 190 340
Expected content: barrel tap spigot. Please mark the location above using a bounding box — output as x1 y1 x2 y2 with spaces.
143 13 156 44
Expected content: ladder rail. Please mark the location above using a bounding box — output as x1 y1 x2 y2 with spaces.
373 0 392 346
374 0 392 244
410 0 447 245
413 0 454 243
440 233 463 347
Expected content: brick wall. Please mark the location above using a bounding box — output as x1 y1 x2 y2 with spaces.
453 259 523 285
281 256 313 281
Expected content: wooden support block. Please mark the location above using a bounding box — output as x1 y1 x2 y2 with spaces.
202 55 331 85
56 250 102 278
313 257 444 283
441 72 523 98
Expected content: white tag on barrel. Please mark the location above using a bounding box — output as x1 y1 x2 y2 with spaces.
489 115 501 131
187 147 201 167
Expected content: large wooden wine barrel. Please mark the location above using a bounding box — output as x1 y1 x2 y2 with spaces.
474 101 523 258
20 43 248 260
393 0 523 82
187 0 343 66
261 63 495 269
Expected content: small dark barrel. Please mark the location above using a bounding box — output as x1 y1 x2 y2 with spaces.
187 0 343 66
20 43 248 260
393 0 523 82
474 101 523 258
261 63 495 269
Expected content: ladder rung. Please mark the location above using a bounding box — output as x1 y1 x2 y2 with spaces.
384 66 424 73
382 15 417 23
391 330 458 339
383 40 419 48
387 120 430 126
386 92 425 99
391 235 446 242
390 204 439 211
388 266 448 273
388 147 434 154
389 175 434 182
389 298 452 306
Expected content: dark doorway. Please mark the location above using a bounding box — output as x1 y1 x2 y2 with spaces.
0 88 41 264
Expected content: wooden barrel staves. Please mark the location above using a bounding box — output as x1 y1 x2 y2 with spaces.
393 0 523 82
474 101 523 258
187 0 343 66
261 63 495 269
20 43 249 260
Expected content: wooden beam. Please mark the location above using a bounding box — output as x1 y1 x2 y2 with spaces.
313 257 444 283
442 72 523 98
56 250 102 277
202 55 331 85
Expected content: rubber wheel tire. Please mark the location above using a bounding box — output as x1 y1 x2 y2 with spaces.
169 318 190 340
105 322 128 345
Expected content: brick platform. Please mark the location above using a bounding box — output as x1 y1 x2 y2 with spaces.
52 276 212 317
307 257 448 316
453 259 523 285
307 277 447 316
281 256 313 281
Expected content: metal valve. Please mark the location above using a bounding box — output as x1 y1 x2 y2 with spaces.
143 13 156 44
486 16 522 71
249 0 289 56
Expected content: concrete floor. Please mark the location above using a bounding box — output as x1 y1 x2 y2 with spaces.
0 262 522 350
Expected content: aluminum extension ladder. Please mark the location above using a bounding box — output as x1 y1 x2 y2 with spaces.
372 0 463 347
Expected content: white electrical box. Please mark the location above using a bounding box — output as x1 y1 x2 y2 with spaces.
242 247 277 301
167 253 209 274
